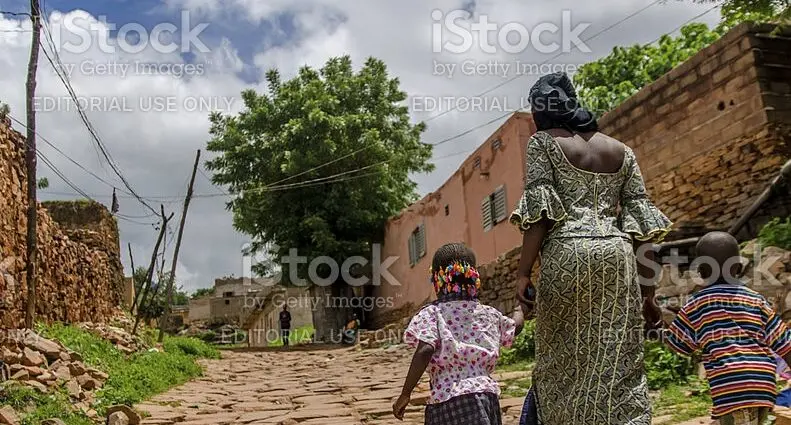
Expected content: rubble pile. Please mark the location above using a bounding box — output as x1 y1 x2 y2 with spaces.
0 329 109 421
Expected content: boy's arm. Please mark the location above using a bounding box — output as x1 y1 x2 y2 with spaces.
661 308 698 357
761 301 791 364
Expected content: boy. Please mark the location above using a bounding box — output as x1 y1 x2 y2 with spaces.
664 231 791 425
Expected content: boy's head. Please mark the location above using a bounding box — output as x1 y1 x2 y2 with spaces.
695 231 743 283
430 243 481 301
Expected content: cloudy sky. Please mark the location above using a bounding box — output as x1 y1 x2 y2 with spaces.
0 0 721 293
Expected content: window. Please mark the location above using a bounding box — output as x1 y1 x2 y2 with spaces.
408 223 427 266
473 156 481 169
224 300 230 305
444 205 450 216
223 291 233 298
481 185 507 231
492 139 502 150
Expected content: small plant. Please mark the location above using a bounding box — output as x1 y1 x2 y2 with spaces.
758 217 791 250
644 340 697 390
498 319 536 366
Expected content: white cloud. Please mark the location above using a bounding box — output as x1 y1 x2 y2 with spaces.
0 0 721 291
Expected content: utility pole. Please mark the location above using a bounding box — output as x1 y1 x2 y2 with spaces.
132 205 173 335
128 242 136 313
158 150 200 342
24 0 42 329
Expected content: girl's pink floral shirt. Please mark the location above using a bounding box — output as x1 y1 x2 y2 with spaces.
404 301 516 404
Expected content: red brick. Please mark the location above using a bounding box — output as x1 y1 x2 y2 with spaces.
722 44 743 64
732 50 755 72
713 64 733 86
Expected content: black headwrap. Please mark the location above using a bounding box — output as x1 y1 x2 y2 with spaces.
528 72 598 132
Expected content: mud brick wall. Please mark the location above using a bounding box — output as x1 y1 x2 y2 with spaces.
42 200 124 292
0 117 122 328
598 23 791 237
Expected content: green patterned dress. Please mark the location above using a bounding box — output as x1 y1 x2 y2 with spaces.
510 131 672 425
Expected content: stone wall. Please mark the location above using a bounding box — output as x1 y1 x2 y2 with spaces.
598 23 791 237
0 117 122 328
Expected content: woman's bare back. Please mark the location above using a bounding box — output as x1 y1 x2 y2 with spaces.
546 128 625 174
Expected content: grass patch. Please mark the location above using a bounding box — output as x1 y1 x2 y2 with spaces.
2 323 221 422
267 325 315 347
0 384 94 425
652 383 711 423
500 377 532 398
496 360 534 373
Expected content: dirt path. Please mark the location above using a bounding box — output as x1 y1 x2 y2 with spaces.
134 344 707 425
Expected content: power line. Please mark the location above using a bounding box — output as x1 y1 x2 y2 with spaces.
425 3 721 147
421 0 665 125
36 18 158 215
6 113 135 196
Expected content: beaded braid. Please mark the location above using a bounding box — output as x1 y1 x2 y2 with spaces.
429 262 482 301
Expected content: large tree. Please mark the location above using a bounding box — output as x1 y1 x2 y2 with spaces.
206 56 433 341
575 2 782 115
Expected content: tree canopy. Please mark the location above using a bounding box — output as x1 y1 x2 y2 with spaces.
205 56 433 339
575 2 782 115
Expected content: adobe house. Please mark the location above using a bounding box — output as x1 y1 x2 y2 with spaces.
371 22 791 325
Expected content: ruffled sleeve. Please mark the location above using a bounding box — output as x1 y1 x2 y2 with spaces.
618 148 672 242
403 305 439 349
509 132 567 232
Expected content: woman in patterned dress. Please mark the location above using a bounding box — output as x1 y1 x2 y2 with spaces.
511 72 672 425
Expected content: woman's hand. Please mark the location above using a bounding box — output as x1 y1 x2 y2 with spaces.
642 295 663 338
516 276 536 320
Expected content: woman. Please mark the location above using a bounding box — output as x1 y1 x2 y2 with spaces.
511 72 671 425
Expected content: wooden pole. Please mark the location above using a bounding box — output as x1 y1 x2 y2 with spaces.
128 242 136 313
158 150 200 342
132 205 173 335
24 0 42 329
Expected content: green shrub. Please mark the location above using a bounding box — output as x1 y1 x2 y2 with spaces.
644 340 697 390
758 217 791 250
499 320 536 365
163 337 221 359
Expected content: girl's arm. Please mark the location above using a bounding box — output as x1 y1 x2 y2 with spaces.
401 341 435 395
393 341 435 419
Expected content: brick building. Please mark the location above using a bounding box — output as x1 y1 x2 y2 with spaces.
372 22 791 324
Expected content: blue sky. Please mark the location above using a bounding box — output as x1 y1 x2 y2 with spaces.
0 0 723 290
4 0 304 83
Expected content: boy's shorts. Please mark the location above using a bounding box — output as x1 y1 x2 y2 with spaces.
719 407 771 425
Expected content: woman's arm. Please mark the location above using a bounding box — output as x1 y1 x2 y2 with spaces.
516 217 550 305
635 240 662 332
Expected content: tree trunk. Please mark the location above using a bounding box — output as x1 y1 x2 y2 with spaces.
310 282 352 343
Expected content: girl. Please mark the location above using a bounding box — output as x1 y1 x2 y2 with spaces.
392 243 524 424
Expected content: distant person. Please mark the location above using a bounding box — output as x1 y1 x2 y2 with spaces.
341 313 360 345
279 305 291 347
664 231 791 425
392 243 524 425
511 72 671 425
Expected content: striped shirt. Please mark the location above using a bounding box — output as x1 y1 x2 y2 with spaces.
665 281 791 418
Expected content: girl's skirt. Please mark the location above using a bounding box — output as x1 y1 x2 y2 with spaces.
424 392 501 425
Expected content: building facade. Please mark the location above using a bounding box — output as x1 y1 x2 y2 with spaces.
373 112 536 321
244 286 315 347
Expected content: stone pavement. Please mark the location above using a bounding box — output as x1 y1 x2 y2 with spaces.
134 344 709 425
134 344 528 425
